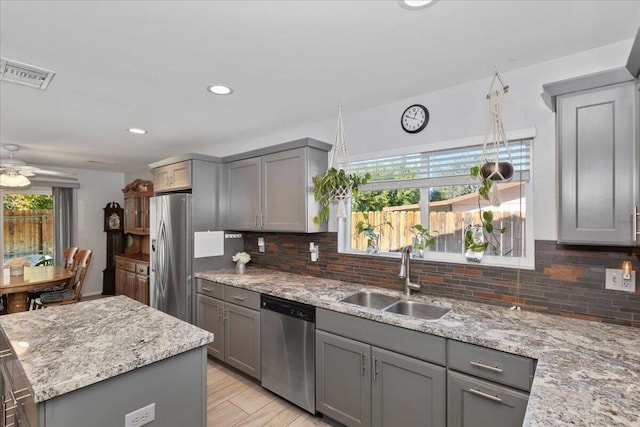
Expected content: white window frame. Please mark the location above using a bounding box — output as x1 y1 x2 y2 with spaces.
338 128 535 270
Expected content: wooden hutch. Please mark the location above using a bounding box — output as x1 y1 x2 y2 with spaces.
115 179 153 305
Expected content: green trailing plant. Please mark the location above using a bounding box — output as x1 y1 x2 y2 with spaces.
312 167 371 225
469 165 509 256
411 224 438 249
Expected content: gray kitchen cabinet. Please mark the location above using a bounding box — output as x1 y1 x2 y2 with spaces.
153 160 192 192
557 81 638 245
195 280 261 380
224 302 261 380
223 138 331 232
226 157 261 230
447 371 529 427
316 330 372 427
196 293 224 359
371 347 446 427
316 328 446 427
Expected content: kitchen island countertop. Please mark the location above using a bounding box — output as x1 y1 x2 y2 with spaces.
0 295 213 403
196 267 640 427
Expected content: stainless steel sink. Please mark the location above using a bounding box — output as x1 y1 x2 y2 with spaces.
340 291 401 310
383 300 450 320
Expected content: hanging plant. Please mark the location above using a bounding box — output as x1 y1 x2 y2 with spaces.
312 104 371 225
312 167 370 225
480 69 514 183
468 166 509 257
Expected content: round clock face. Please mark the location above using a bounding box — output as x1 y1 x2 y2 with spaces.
108 213 121 230
401 104 429 133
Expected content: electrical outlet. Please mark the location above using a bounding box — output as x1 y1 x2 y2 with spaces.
125 403 155 427
605 269 636 292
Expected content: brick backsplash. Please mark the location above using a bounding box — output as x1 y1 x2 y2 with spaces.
243 232 640 328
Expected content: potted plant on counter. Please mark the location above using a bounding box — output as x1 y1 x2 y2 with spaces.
355 212 392 254
411 224 438 258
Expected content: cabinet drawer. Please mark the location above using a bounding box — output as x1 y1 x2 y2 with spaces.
125 261 137 272
136 263 149 275
115 257 125 269
317 308 446 366
197 279 224 300
224 287 260 310
447 340 535 391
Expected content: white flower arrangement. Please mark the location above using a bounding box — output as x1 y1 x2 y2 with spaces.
232 252 251 264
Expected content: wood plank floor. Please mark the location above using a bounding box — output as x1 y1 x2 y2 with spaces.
207 358 330 427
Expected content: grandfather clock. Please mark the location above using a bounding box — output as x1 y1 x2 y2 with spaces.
103 201 124 295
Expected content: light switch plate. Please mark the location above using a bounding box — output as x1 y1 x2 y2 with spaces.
605 268 636 292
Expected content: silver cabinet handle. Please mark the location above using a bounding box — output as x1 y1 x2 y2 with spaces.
260 212 264 229
232 296 245 301
223 310 229 321
201 287 212 292
217 307 223 321
468 388 503 403
373 356 378 381
255 213 259 229
469 361 503 373
360 352 366 376
0 349 11 358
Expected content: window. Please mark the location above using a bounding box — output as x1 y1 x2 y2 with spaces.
340 137 533 269
2 189 54 266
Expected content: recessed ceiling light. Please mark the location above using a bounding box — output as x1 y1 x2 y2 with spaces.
400 0 438 10
207 85 233 95
128 128 147 135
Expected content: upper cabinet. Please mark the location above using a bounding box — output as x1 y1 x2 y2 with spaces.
122 179 154 235
153 160 192 193
223 138 332 233
546 72 639 246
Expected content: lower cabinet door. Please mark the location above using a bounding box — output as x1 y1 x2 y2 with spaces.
447 371 529 427
196 294 225 360
371 347 446 427
224 303 261 380
134 274 149 305
316 330 371 427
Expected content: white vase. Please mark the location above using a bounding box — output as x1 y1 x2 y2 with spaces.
235 262 246 275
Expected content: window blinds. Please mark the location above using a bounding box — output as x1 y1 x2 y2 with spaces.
348 139 531 191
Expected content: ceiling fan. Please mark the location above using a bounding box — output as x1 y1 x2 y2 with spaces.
0 144 76 188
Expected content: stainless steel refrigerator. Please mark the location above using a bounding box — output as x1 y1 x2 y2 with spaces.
150 193 242 324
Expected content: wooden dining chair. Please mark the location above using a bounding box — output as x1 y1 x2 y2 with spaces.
35 249 93 308
62 247 79 270
28 247 80 310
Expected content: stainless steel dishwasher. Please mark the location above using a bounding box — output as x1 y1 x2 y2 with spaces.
260 294 316 413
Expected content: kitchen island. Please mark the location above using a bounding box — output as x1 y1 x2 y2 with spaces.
0 295 212 427
196 268 640 427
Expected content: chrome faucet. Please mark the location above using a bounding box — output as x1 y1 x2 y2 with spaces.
399 246 421 296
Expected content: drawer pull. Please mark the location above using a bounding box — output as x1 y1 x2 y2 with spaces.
470 361 503 373
201 287 212 292
232 296 245 301
468 388 503 403
360 352 366 376
0 349 11 358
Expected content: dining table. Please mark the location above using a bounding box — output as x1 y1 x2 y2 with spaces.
1 266 75 313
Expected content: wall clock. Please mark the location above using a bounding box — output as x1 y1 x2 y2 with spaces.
401 104 429 133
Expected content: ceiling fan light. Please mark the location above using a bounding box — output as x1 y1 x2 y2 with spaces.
0 173 31 188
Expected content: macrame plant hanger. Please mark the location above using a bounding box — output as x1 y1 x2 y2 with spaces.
330 104 350 219
481 68 514 206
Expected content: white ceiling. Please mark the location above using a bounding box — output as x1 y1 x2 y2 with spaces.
1 0 639 173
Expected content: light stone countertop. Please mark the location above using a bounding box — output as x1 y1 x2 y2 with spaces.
196 267 640 427
0 296 213 403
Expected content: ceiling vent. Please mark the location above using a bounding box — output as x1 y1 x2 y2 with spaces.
0 57 56 90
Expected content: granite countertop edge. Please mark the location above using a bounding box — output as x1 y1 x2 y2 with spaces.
0 296 213 403
195 268 640 427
